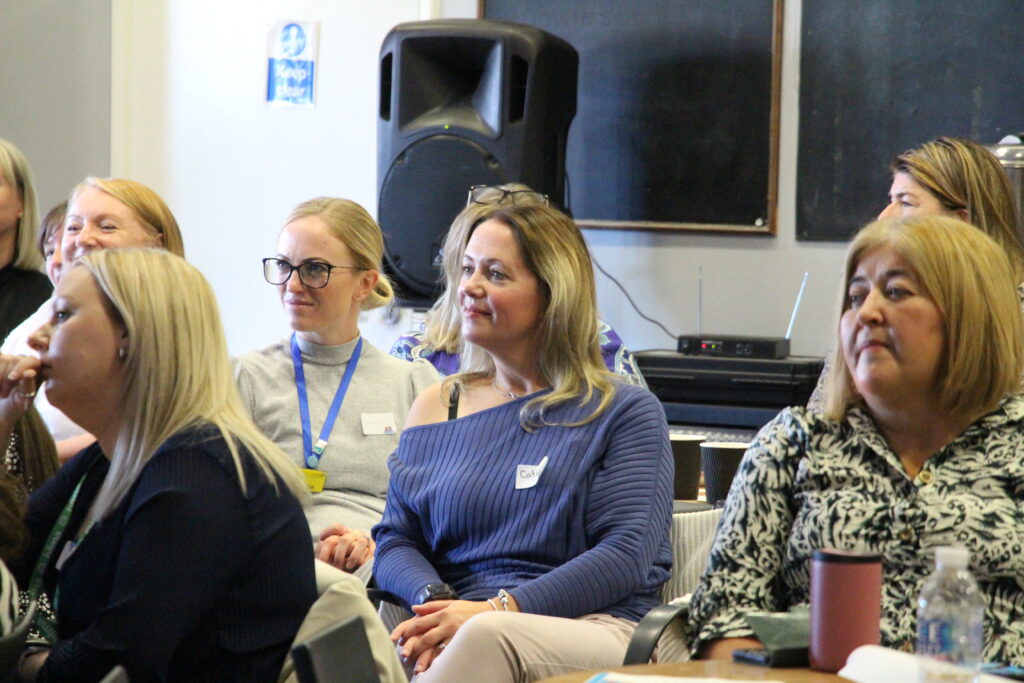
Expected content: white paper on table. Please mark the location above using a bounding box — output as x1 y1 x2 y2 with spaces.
584 674 784 683
839 645 1005 683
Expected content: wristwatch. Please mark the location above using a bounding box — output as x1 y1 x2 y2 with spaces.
415 582 458 605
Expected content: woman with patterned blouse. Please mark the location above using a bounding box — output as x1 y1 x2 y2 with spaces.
389 184 647 387
691 215 1024 667
807 136 1024 411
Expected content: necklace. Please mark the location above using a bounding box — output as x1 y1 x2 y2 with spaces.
492 379 521 400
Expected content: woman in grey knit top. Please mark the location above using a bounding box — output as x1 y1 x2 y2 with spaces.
234 198 437 576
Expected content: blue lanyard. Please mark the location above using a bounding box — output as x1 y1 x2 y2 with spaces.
291 332 362 469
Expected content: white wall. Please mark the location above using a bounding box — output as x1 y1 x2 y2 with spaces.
111 0 424 354
109 0 848 358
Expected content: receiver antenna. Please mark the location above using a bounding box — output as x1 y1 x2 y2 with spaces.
785 272 809 340
697 266 703 335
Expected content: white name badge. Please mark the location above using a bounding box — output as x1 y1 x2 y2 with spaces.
361 412 397 435
515 456 549 490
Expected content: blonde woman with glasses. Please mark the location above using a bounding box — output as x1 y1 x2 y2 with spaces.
390 183 647 386
234 198 438 577
1 249 315 681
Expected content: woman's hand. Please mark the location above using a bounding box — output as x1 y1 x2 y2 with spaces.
0 354 41 431
315 524 375 571
390 599 494 675
18 646 50 681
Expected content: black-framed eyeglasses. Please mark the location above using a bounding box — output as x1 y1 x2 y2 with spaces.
466 185 549 207
262 257 365 289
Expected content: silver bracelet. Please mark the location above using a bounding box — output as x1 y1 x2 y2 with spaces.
497 589 511 611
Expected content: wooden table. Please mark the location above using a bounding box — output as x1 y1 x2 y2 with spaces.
540 659 848 682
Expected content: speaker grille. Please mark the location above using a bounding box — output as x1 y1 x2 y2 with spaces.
379 135 505 299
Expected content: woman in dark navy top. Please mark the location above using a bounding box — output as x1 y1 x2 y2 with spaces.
0 248 315 682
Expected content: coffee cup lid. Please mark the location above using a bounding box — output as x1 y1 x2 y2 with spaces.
812 549 882 563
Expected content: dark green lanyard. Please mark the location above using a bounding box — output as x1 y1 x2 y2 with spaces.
27 460 97 643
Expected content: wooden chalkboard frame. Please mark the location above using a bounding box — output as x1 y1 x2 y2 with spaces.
479 0 783 236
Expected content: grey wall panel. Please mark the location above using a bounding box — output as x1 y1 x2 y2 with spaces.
0 0 112 212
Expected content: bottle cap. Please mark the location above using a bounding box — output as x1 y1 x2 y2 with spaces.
935 546 969 569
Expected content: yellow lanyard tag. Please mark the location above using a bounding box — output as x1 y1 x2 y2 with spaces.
302 468 326 493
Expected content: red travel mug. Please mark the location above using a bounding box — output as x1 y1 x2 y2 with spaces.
809 549 882 672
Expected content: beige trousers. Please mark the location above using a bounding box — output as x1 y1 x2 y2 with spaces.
280 568 407 683
412 611 636 683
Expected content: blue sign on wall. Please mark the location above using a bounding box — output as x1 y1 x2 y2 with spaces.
267 20 318 108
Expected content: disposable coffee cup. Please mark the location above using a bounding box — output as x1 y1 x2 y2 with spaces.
699 441 747 505
669 434 704 500
809 549 881 672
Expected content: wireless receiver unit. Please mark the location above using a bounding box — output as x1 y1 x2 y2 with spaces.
677 271 808 360
677 334 790 359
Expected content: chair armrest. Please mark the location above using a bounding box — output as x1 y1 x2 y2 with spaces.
622 603 688 665
365 588 405 610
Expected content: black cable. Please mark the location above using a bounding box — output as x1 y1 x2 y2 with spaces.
590 253 679 341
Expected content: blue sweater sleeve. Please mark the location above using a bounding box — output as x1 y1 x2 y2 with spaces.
508 389 672 618
372 450 446 607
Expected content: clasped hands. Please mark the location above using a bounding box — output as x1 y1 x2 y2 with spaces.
391 599 494 675
314 523 375 571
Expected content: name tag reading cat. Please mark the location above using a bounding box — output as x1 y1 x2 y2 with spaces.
515 456 549 490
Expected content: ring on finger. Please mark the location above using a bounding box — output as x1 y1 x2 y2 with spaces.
436 642 447 652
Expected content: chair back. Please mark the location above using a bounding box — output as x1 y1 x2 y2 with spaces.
662 507 723 602
0 602 37 683
292 614 380 683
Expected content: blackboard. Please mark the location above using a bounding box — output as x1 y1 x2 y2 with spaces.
797 0 1024 241
483 0 781 234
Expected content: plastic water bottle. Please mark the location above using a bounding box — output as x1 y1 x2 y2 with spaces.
917 546 985 683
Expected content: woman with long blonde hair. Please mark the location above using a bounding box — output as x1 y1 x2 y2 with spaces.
374 203 672 681
0 139 50 344
1 248 315 682
390 183 647 386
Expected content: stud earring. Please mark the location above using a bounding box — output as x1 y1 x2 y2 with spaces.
118 347 128 361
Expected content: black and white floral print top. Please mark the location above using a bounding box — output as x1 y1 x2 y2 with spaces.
689 398 1024 665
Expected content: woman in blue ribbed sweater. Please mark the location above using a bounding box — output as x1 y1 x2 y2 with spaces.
372 204 673 681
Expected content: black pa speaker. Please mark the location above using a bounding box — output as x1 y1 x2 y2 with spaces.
377 19 578 305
